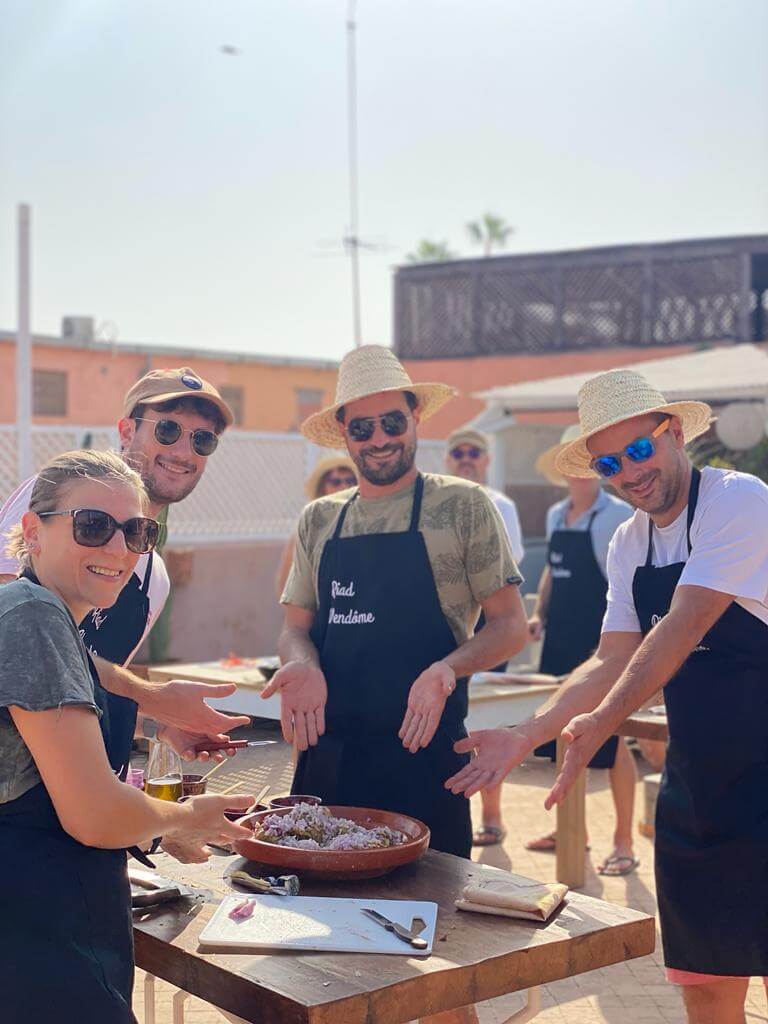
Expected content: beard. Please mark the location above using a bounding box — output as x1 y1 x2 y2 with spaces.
123 448 198 507
353 437 416 486
617 461 685 517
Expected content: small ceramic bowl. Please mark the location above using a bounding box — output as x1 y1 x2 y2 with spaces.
182 774 207 797
224 803 268 821
268 794 322 810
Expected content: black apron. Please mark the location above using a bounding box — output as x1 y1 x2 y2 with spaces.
0 577 135 1023
292 474 472 858
79 552 153 779
632 467 768 976
536 509 618 769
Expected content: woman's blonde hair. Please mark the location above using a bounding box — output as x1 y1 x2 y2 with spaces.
5 449 148 570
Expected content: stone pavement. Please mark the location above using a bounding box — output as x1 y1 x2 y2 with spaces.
133 747 767 1024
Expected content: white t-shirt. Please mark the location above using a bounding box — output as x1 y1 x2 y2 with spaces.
487 488 525 564
0 476 170 662
603 466 768 633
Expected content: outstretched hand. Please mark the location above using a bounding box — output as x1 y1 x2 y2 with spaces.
444 727 532 797
544 712 606 810
149 681 250 737
261 661 327 751
399 661 455 753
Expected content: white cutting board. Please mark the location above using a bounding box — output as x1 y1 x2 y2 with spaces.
199 895 438 955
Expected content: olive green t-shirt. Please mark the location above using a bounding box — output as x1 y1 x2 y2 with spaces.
281 472 522 644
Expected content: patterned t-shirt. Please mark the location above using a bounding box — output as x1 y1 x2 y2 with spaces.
282 472 522 644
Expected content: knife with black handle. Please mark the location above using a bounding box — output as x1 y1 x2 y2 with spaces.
361 908 429 950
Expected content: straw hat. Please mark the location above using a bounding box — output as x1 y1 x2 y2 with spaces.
301 345 456 448
446 427 489 453
535 424 582 486
305 455 357 500
555 369 713 479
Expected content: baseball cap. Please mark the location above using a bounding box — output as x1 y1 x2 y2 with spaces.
123 367 234 428
446 427 489 453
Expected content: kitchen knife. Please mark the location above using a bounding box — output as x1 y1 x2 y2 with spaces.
361 908 428 950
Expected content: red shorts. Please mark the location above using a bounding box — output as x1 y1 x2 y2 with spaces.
667 968 768 986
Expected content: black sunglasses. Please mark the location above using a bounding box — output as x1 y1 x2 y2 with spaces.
38 508 160 554
325 474 357 487
346 410 410 443
450 445 484 460
134 417 219 456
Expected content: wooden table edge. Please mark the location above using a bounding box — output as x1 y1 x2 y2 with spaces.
134 906 655 1024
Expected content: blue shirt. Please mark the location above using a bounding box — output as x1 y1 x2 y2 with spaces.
546 490 633 579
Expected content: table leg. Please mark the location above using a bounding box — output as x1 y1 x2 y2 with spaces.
500 986 541 1024
172 988 189 1024
555 736 586 888
143 972 156 1024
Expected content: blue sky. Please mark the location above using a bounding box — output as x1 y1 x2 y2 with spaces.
2 0 767 362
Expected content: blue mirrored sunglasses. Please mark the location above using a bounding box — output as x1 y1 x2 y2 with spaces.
589 418 671 479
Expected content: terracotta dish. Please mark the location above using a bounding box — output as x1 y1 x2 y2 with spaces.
232 805 430 880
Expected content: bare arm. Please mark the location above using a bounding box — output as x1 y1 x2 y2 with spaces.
10 705 253 850
274 534 297 601
546 584 732 807
528 565 551 639
92 656 250 744
446 583 528 678
444 629 640 795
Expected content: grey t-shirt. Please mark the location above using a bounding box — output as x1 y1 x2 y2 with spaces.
0 578 101 804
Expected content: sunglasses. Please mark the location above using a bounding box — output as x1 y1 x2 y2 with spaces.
589 418 671 479
38 508 160 554
325 474 357 487
134 417 219 456
345 410 410 443
450 446 484 460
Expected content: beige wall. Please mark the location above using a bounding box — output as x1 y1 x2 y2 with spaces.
156 541 286 662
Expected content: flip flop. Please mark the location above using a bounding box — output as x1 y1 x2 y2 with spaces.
597 855 640 877
471 825 507 847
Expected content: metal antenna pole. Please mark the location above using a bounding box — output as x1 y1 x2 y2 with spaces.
346 0 362 347
16 203 33 480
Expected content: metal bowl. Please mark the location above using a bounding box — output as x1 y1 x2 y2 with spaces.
232 805 430 880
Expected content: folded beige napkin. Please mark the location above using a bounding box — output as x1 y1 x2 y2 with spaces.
455 877 568 922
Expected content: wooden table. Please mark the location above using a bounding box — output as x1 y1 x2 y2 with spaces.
135 846 654 1024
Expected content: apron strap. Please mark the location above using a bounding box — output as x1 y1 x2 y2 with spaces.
140 550 154 597
331 489 360 540
409 474 425 532
644 465 702 566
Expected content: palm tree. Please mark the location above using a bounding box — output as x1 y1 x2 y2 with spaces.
406 239 456 263
466 213 514 256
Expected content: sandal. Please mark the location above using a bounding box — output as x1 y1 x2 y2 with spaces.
525 831 557 852
597 855 640 877
471 825 507 847
525 831 591 853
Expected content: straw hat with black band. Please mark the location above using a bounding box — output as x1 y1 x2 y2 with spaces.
554 369 712 479
123 367 234 429
535 424 582 487
301 345 456 448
